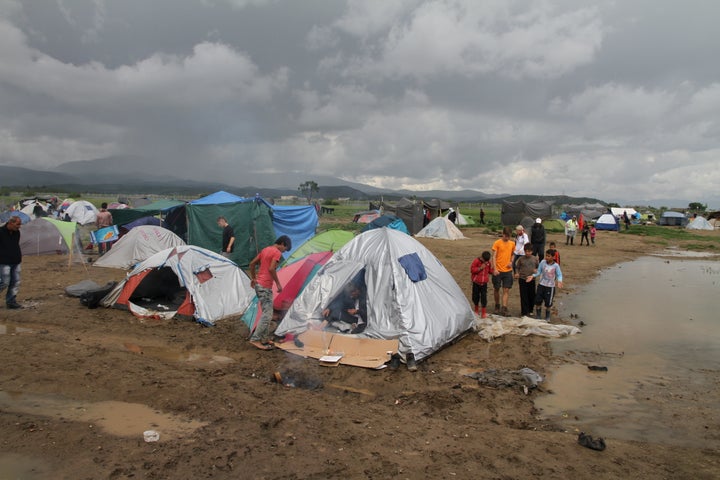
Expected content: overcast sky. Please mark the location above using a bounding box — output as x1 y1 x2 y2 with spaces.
1 0 719 206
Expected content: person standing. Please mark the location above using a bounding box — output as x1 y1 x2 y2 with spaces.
515 244 539 317
470 251 493 318
512 225 530 274
448 208 457 224
0 216 23 309
565 216 578 245
590 224 597 245
248 235 292 350
95 202 114 254
527 249 564 321
217 216 235 258
623 211 631 230
530 218 546 260
479 208 485 224
491 226 515 316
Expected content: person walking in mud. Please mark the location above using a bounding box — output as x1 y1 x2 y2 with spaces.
491 226 514 316
527 249 563 321
0 216 23 309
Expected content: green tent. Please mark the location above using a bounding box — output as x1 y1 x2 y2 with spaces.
282 229 354 266
186 195 276 268
110 199 186 227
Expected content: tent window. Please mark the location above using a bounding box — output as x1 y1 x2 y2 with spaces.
397 253 426 282
195 268 213 283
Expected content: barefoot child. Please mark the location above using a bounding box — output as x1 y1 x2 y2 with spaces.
527 249 563 321
470 251 493 318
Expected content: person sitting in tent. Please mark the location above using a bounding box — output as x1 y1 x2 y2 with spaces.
319 283 367 334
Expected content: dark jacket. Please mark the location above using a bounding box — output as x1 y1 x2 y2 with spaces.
530 223 546 244
0 224 22 264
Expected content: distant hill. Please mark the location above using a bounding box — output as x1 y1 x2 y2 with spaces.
0 161 605 205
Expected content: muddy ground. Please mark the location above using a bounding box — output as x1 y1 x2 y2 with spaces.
1 226 719 479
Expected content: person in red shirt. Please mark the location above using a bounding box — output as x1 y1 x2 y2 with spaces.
248 235 292 350
470 251 493 317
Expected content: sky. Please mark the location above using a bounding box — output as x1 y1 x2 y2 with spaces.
1 0 719 207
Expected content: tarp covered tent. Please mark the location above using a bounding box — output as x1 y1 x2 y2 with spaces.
374 198 425 234
267 204 319 258
686 216 714 230
242 251 333 335
595 213 619 231
283 229 354 266
65 200 99 225
501 200 553 227
361 214 409 234
19 218 78 256
101 245 254 325
186 192 275 268
610 207 638 219
658 211 688 226
415 217 466 240
275 228 475 364
564 203 607 221
94 225 186 269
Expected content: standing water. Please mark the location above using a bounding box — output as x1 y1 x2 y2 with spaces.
535 251 720 448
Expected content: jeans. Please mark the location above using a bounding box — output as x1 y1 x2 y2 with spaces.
250 285 273 342
0 263 21 304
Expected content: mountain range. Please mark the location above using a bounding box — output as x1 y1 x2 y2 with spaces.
0 156 605 205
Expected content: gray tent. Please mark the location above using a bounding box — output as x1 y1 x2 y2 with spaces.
658 211 688 226
501 200 553 227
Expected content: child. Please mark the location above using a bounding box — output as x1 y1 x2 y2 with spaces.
470 251 493 318
590 224 596 245
514 244 539 317
527 249 564 321
580 221 590 246
548 241 561 265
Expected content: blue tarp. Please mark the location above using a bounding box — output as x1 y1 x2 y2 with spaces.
269 205 319 257
189 190 246 205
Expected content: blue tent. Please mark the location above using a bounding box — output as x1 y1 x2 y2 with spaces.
361 214 410 234
0 211 32 224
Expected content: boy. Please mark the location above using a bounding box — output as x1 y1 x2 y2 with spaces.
491 226 515 316
580 221 590 246
548 241 561 265
470 251 493 318
527 249 564 321
248 235 292 350
514 244 539 317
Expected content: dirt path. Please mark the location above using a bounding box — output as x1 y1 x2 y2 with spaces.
1 228 718 479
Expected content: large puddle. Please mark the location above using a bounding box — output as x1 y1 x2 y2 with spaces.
0 391 207 440
535 253 720 448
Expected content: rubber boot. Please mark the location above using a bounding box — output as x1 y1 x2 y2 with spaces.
545 309 551 321
481 307 487 319
536 307 542 318
474 304 479 314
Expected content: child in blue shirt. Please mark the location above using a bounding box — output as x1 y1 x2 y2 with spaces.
526 249 563 321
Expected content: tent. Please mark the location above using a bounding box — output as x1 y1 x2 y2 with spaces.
564 203 607 221
353 210 381 224
275 228 475 364
686 217 714 230
501 200 553 227
658 211 689 227
595 213 619 231
64 200 99 225
101 245 254 326
110 199 187 239
267 204 319 259
445 210 474 226
374 198 425 234
19 218 79 256
94 225 187 269
610 207 638 219
415 217 466 240
241 251 333 335
0 211 31 224
361 214 409 234
283 229 355 266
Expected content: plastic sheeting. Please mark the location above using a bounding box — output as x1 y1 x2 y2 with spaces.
94 225 186 269
474 316 581 341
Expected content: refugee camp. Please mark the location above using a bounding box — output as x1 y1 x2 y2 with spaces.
1 2 719 479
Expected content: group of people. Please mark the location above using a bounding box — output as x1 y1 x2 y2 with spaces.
471 221 564 321
564 215 596 246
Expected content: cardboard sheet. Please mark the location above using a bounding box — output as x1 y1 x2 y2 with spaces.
275 329 398 369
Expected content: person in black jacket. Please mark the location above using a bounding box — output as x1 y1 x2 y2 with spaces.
0 216 23 309
530 218 546 261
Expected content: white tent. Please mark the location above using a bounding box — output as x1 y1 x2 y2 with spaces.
595 213 619 231
610 207 638 218
275 228 475 363
415 216 467 240
65 200 99 225
94 225 186 269
443 211 473 226
101 245 254 326
686 217 714 230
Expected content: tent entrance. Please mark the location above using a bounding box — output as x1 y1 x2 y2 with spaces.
128 267 187 311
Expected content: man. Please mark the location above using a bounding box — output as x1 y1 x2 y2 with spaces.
248 235 292 350
448 208 457 224
491 226 515 316
217 216 235 257
321 284 367 334
530 218 546 260
0 216 23 309
95 202 114 254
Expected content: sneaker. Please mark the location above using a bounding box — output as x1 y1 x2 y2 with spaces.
406 353 418 372
501 306 509 316
494 304 501 314
6 302 22 310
